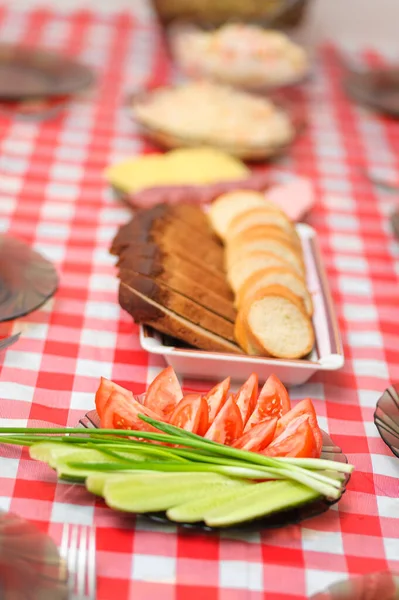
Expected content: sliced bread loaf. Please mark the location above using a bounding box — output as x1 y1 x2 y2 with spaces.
130 227 226 271
111 204 220 256
121 271 236 343
236 266 313 316
225 237 305 275
234 310 258 355
208 190 278 239
227 251 288 293
117 246 234 299
119 267 237 322
238 285 314 359
226 207 300 244
226 225 302 253
119 281 241 354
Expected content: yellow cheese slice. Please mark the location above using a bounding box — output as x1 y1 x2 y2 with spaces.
104 147 250 194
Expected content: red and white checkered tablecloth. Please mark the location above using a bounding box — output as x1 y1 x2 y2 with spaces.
0 4 398 599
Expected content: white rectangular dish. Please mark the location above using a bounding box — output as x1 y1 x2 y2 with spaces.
139 224 344 386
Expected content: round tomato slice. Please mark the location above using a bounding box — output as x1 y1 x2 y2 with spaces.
263 417 317 458
234 373 258 427
144 366 183 418
233 417 277 452
102 391 164 433
244 374 291 431
169 394 209 435
95 377 132 419
205 395 243 446
275 398 323 456
204 377 230 425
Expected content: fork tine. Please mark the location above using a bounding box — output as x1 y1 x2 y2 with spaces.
88 527 97 600
60 523 96 599
68 524 79 592
77 525 88 597
60 522 69 559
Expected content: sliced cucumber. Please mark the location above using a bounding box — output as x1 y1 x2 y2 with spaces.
104 473 236 513
86 472 166 496
30 443 79 467
204 480 321 527
57 466 109 482
167 480 251 523
53 448 133 481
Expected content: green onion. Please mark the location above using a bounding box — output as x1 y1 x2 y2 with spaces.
0 416 353 502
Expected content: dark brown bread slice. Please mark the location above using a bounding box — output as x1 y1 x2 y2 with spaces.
122 271 236 343
110 206 166 255
119 282 241 354
119 267 237 323
117 246 233 299
142 216 222 252
112 217 225 270
169 204 214 235
120 238 225 275
111 204 216 256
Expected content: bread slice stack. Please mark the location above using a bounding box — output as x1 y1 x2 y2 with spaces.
111 204 241 354
208 190 315 359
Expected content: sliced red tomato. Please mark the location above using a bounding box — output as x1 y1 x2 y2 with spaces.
204 377 230 425
144 366 183 418
95 377 132 419
275 398 323 456
263 417 317 458
244 374 291 431
205 395 243 445
102 391 164 433
169 394 209 435
234 373 258 426
233 417 277 452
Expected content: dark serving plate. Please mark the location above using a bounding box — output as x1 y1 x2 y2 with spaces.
79 409 350 532
0 44 94 100
374 384 399 459
0 235 58 322
344 67 399 118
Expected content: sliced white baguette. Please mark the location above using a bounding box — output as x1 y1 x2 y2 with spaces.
234 309 259 355
239 285 314 359
208 190 280 240
226 237 305 275
236 266 313 316
226 225 302 253
227 251 288 294
226 207 300 244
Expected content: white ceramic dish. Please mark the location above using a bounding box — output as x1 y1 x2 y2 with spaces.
139 223 344 386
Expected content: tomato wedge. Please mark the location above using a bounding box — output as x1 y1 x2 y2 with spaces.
204 377 230 425
95 377 132 419
234 373 258 426
144 366 183 418
233 417 277 452
205 395 243 445
244 374 291 431
169 394 209 435
275 398 323 456
263 416 317 458
102 391 164 433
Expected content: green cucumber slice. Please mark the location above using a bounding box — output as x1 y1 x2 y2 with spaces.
53 448 137 481
86 472 166 497
167 480 251 523
30 443 79 466
104 473 236 513
204 480 321 527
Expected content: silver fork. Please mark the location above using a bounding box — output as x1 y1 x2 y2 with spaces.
60 523 96 600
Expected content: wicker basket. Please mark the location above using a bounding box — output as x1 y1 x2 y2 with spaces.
151 0 309 28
